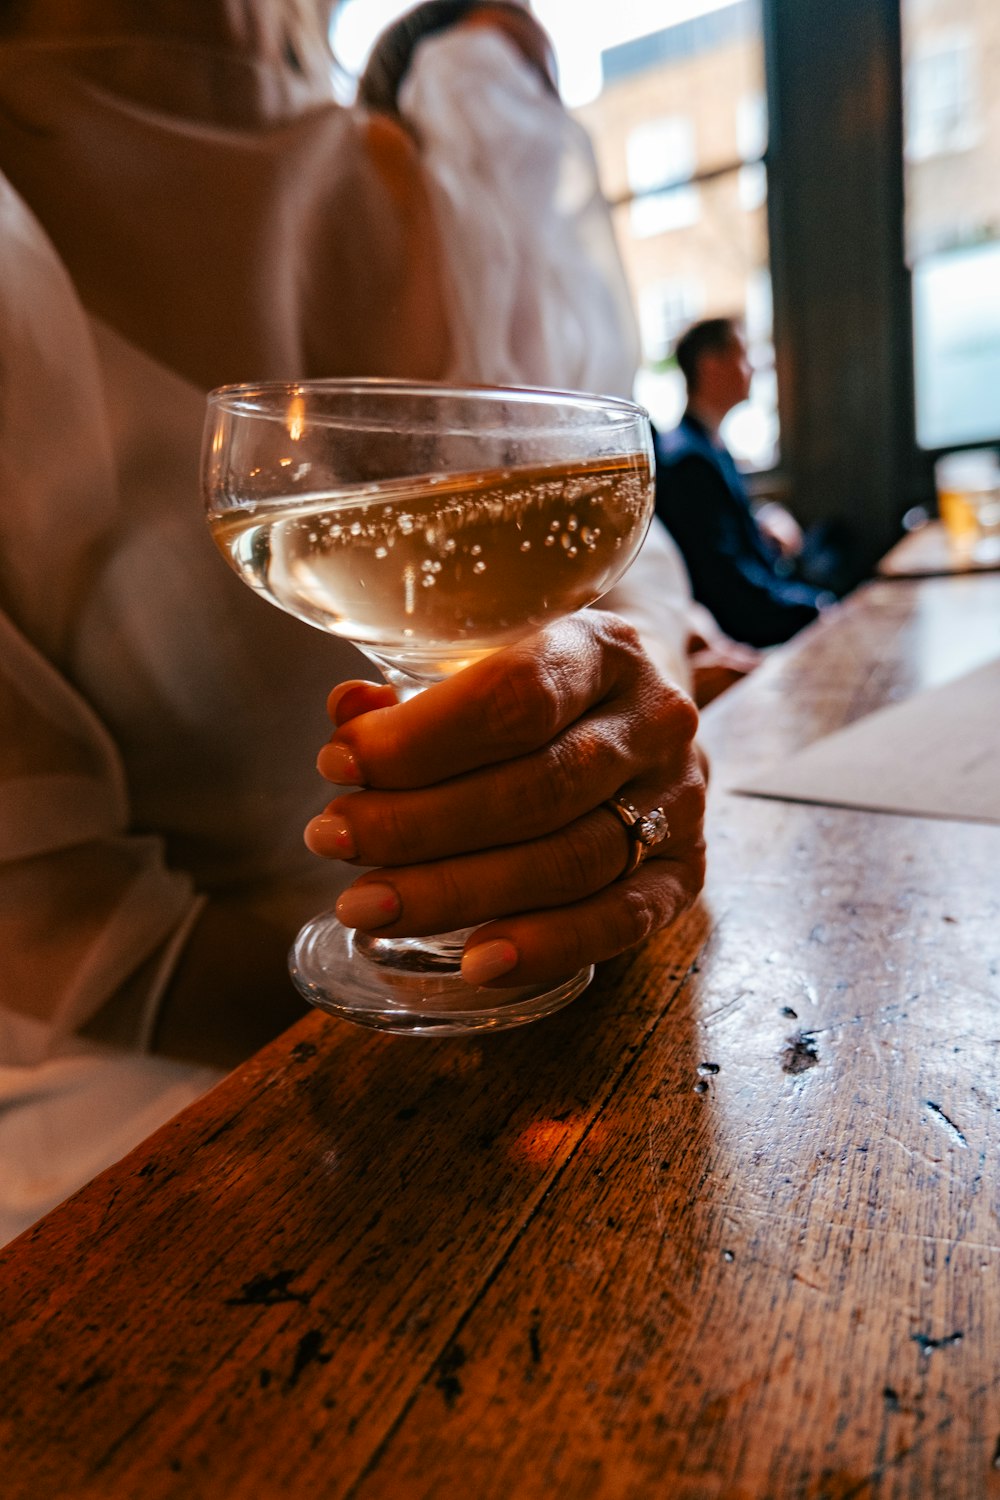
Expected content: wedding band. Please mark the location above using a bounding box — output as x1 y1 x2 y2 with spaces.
604 795 670 877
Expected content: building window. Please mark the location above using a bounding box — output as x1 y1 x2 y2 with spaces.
905 31 978 161
633 280 704 439
736 91 767 162
738 163 767 211
626 117 700 238
589 3 775 465
903 0 999 450
638 278 705 365
736 91 767 210
723 270 778 469
912 242 1000 449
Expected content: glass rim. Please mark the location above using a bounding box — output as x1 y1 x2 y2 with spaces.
206 376 650 424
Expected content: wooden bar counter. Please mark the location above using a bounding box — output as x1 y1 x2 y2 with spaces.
3 570 1000 1499
877 518 1000 579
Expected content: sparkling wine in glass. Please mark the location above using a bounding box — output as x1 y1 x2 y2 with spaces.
203 381 654 1034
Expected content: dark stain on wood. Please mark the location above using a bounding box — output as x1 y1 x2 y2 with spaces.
782 1031 820 1074
911 1330 963 1358
434 1344 467 1408
528 1312 542 1366
924 1101 968 1148
225 1270 312 1307
286 1329 333 1389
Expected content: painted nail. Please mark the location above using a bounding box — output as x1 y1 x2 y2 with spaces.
461 939 519 986
317 741 362 784
335 882 401 930
304 811 356 859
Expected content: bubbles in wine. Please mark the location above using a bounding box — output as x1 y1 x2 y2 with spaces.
210 456 652 679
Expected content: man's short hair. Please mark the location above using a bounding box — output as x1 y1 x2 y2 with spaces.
674 317 743 392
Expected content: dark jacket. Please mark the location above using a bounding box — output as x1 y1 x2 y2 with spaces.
655 411 825 648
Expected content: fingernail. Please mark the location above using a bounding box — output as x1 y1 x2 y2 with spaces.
317 741 362 784
304 811 356 858
335 882 401 930
461 939 519 985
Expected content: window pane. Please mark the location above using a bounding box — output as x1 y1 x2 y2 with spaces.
903 0 1000 448
625 116 700 237
573 0 777 469
626 116 697 193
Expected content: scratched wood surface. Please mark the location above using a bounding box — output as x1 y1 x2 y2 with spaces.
2 573 999 1500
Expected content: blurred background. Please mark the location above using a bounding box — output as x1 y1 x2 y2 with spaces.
334 0 1000 582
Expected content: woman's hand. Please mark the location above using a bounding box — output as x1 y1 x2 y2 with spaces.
754 500 805 560
304 610 706 989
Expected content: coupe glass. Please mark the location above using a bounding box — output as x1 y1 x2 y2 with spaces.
203 380 654 1034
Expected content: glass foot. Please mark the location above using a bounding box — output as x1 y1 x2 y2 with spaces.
288 911 592 1035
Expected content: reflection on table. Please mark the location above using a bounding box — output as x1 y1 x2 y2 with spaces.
878 516 1000 578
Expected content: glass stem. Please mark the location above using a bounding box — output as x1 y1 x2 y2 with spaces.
362 653 435 702
353 929 475 974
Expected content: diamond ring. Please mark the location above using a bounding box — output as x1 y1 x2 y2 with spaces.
604 795 670 877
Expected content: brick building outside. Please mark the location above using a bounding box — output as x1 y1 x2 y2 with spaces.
573 0 1000 462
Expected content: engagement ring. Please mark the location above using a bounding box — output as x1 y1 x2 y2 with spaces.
604 795 670 877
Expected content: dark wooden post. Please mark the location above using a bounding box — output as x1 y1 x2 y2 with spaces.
763 0 922 580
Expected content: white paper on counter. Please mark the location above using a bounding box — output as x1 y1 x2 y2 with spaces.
732 656 1000 824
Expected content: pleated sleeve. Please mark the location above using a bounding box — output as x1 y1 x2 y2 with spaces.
0 174 201 1055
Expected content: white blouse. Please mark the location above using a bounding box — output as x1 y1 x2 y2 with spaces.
0 28 692 1242
0 174 363 1242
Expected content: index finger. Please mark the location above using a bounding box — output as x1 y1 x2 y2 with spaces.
318 612 647 790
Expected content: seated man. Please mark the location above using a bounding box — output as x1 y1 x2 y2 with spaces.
655 317 834 649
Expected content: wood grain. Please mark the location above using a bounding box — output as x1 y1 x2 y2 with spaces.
2 574 999 1499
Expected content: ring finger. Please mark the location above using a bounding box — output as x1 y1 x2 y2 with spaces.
332 781 693 938
307 721 691 869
